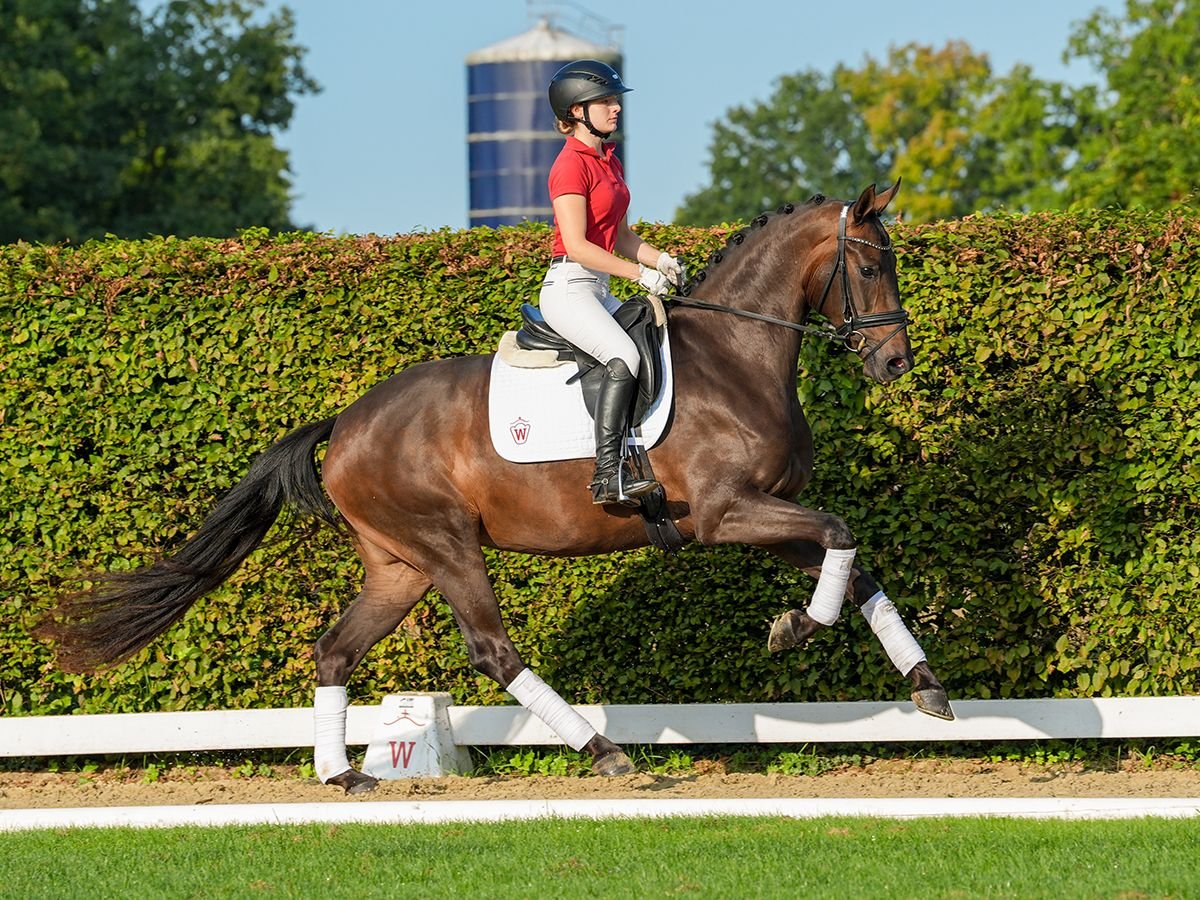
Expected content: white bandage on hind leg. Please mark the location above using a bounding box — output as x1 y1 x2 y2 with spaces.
806 547 857 625
861 590 926 675
313 685 352 783
506 668 597 751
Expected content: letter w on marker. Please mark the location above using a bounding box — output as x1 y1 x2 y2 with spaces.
390 741 415 768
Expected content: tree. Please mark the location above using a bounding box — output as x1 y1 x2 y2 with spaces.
678 42 1084 225
0 0 318 244
837 42 992 222
1063 0 1200 208
968 65 1089 214
674 69 879 225
839 43 1083 222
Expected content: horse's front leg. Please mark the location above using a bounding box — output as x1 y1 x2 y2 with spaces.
763 541 953 720
696 492 953 720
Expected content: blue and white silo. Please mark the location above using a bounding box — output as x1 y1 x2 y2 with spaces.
466 18 623 228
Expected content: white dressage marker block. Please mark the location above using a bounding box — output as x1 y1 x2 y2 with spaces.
362 693 471 778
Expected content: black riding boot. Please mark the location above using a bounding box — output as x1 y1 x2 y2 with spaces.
589 358 658 505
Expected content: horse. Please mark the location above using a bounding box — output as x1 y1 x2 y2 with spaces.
37 181 954 794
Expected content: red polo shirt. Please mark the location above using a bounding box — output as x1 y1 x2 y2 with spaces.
548 137 630 257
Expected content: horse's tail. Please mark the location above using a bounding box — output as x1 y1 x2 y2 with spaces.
35 416 341 673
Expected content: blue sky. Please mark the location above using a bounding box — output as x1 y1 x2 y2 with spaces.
263 0 1119 235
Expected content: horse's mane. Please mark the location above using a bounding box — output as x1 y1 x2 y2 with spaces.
681 194 828 296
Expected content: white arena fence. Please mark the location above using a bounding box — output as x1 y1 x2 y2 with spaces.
3 696 1199 759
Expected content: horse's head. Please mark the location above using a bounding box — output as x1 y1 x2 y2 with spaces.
811 181 914 384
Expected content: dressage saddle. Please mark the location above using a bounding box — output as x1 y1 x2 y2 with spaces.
513 295 665 427
512 295 683 552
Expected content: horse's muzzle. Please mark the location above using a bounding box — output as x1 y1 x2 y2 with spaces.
865 346 915 384
885 351 914 378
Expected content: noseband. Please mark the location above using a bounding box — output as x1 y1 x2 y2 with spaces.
665 203 911 360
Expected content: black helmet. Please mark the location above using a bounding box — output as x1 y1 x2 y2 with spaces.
548 59 632 122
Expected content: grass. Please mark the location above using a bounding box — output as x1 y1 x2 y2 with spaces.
1 816 1198 898
4 740 1198 896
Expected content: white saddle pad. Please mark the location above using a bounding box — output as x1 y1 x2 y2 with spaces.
488 332 674 463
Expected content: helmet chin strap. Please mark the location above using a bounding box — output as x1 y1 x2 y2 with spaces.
577 105 610 140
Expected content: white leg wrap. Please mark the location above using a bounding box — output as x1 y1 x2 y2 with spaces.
861 591 926 675
806 547 856 625
313 685 352 783
506 668 597 752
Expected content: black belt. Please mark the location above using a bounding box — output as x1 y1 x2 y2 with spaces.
550 255 570 264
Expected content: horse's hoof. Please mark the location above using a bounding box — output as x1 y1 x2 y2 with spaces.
768 610 820 653
592 750 636 776
912 688 955 721
326 769 380 795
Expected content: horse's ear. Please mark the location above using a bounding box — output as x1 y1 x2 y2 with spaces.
851 184 877 225
873 178 901 215
852 179 902 224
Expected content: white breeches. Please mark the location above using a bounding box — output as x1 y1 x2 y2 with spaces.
538 261 640 376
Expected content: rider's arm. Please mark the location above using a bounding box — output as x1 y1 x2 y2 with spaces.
614 218 664 269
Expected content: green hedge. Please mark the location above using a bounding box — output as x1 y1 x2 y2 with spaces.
2 209 1198 717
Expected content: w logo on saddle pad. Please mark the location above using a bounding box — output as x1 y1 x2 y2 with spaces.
508 417 531 445
488 330 674 464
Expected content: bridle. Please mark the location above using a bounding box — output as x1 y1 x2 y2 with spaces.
814 203 910 359
665 202 911 361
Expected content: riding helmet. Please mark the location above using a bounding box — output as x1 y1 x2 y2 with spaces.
548 59 632 121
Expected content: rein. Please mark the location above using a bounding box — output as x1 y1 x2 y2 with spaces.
662 295 846 342
665 202 910 360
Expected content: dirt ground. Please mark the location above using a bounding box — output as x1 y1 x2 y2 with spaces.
4 758 1199 809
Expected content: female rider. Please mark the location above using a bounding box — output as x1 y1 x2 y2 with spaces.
540 59 683 506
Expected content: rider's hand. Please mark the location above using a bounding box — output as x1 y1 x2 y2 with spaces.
638 264 671 297
655 252 684 286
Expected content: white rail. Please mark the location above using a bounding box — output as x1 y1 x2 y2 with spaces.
3 697 1199 758
8 797 1200 832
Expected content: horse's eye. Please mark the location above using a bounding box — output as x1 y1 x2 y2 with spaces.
859 266 877 279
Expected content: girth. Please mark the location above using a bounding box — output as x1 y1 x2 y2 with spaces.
514 296 665 426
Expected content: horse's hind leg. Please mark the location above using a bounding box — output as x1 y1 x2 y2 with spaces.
763 541 954 720
312 541 433 794
430 541 635 776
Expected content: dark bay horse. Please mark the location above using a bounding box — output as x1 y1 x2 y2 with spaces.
39 181 953 793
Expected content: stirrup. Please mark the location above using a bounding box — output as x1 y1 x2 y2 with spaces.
590 465 658 506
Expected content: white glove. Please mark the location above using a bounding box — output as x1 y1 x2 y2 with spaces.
637 264 671 297
655 251 684 286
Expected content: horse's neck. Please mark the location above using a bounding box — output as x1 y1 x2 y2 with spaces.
680 248 808 386
679 304 802 380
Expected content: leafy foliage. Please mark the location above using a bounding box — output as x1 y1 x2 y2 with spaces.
0 0 317 244
839 45 1084 222
680 1 1200 224
677 42 1082 225
2 211 1198 717
670 69 877 227
1063 0 1200 208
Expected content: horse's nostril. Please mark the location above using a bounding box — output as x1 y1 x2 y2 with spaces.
887 356 909 374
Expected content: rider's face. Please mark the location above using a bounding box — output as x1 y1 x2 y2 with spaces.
576 96 621 132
